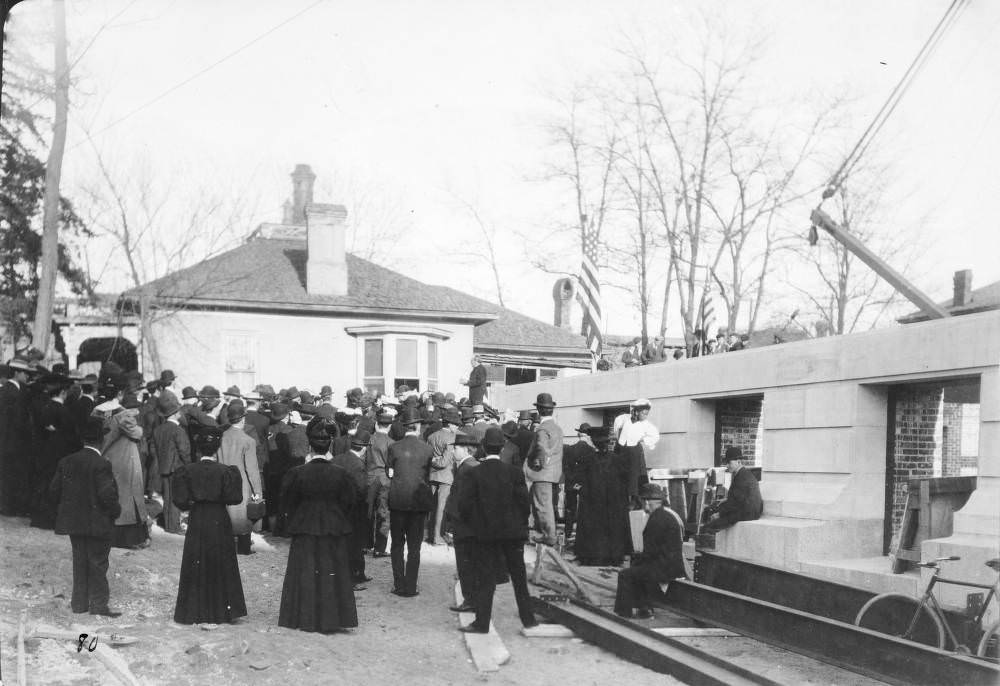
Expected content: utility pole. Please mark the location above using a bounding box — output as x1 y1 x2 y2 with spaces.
32 0 69 357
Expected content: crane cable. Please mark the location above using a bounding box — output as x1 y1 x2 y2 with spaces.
821 0 969 202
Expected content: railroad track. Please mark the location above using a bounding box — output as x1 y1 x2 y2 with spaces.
531 594 781 686
530 551 999 686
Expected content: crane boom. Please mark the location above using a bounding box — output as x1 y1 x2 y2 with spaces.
809 208 949 320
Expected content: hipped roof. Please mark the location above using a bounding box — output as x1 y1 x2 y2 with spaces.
121 237 590 358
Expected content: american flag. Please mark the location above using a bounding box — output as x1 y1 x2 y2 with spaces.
577 214 603 355
699 289 716 343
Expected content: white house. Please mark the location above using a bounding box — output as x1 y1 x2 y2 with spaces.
121 165 590 398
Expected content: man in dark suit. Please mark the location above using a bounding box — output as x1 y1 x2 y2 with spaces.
385 407 434 597
458 427 538 633
562 423 595 546
703 446 763 532
512 410 535 467
463 355 488 406
443 432 481 612
331 429 372 586
50 415 123 616
242 394 270 480
266 403 295 534
67 373 98 437
0 357 37 516
614 483 687 619
151 390 191 533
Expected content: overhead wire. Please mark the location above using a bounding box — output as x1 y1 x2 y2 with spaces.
66 0 326 153
821 0 969 201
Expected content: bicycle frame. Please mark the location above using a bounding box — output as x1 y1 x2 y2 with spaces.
907 565 999 652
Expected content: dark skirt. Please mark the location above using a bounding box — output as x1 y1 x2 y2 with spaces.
575 457 629 566
174 502 247 624
111 502 149 548
279 534 358 632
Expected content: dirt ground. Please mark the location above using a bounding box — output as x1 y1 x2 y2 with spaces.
0 516 678 686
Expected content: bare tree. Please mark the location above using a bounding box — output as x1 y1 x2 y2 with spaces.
603 94 661 346
314 169 410 268
788 167 924 334
536 85 619 291
542 15 848 351
76 143 260 372
448 195 508 308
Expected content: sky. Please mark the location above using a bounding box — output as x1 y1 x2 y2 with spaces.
5 0 1000 337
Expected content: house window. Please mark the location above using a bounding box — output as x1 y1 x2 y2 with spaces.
427 341 439 392
504 367 535 386
363 339 384 394
394 338 419 392
224 333 256 391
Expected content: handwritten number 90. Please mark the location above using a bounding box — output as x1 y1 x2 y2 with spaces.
77 633 98 652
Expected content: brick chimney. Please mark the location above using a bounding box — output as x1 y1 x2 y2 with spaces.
953 269 972 307
306 203 349 296
552 277 575 330
290 164 316 225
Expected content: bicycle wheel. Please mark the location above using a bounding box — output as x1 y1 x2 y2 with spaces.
855 592 946 649
978 620 1000 659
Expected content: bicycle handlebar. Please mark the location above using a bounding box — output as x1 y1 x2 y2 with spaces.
916 555 961 569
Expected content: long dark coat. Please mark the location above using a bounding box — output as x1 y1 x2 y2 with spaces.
717 467 764 523
278 458 358 632
574 446 629 566
386 435 434 512
172 458 246 624
31 399 81 529
50 446 121 537
0 381 33 515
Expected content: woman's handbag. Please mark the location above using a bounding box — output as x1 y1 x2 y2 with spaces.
242 452 266 522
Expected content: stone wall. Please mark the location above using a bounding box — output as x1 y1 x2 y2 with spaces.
717 396 763 466
494 311 1000 571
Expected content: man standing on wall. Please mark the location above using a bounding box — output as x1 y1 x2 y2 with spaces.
523 393 563 546
462 355 488 406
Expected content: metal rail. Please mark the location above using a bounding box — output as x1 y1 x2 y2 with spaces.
530 595 782 686
661 579 999 686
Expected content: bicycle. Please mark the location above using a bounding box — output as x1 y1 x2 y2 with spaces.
854 555 999 659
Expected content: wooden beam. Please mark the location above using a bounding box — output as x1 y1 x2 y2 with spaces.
453 583 510 672
17 609 27 686
810 208 949 320
521 624 576 638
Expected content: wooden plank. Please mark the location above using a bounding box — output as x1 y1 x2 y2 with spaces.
32 626 139 647
531 542 545 585
521 624 576 638
17 609 27 686
91 644 142 686
453 583 510 672
544 546 601 605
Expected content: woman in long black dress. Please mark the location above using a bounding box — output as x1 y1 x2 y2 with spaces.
574 426 630 566
172 426 246 624
279 416 358 633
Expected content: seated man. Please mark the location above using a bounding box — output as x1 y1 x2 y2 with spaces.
702 446 763 533
614 483 686 619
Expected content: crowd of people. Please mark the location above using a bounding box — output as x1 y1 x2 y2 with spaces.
0 351 762 633
605 330 753 370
